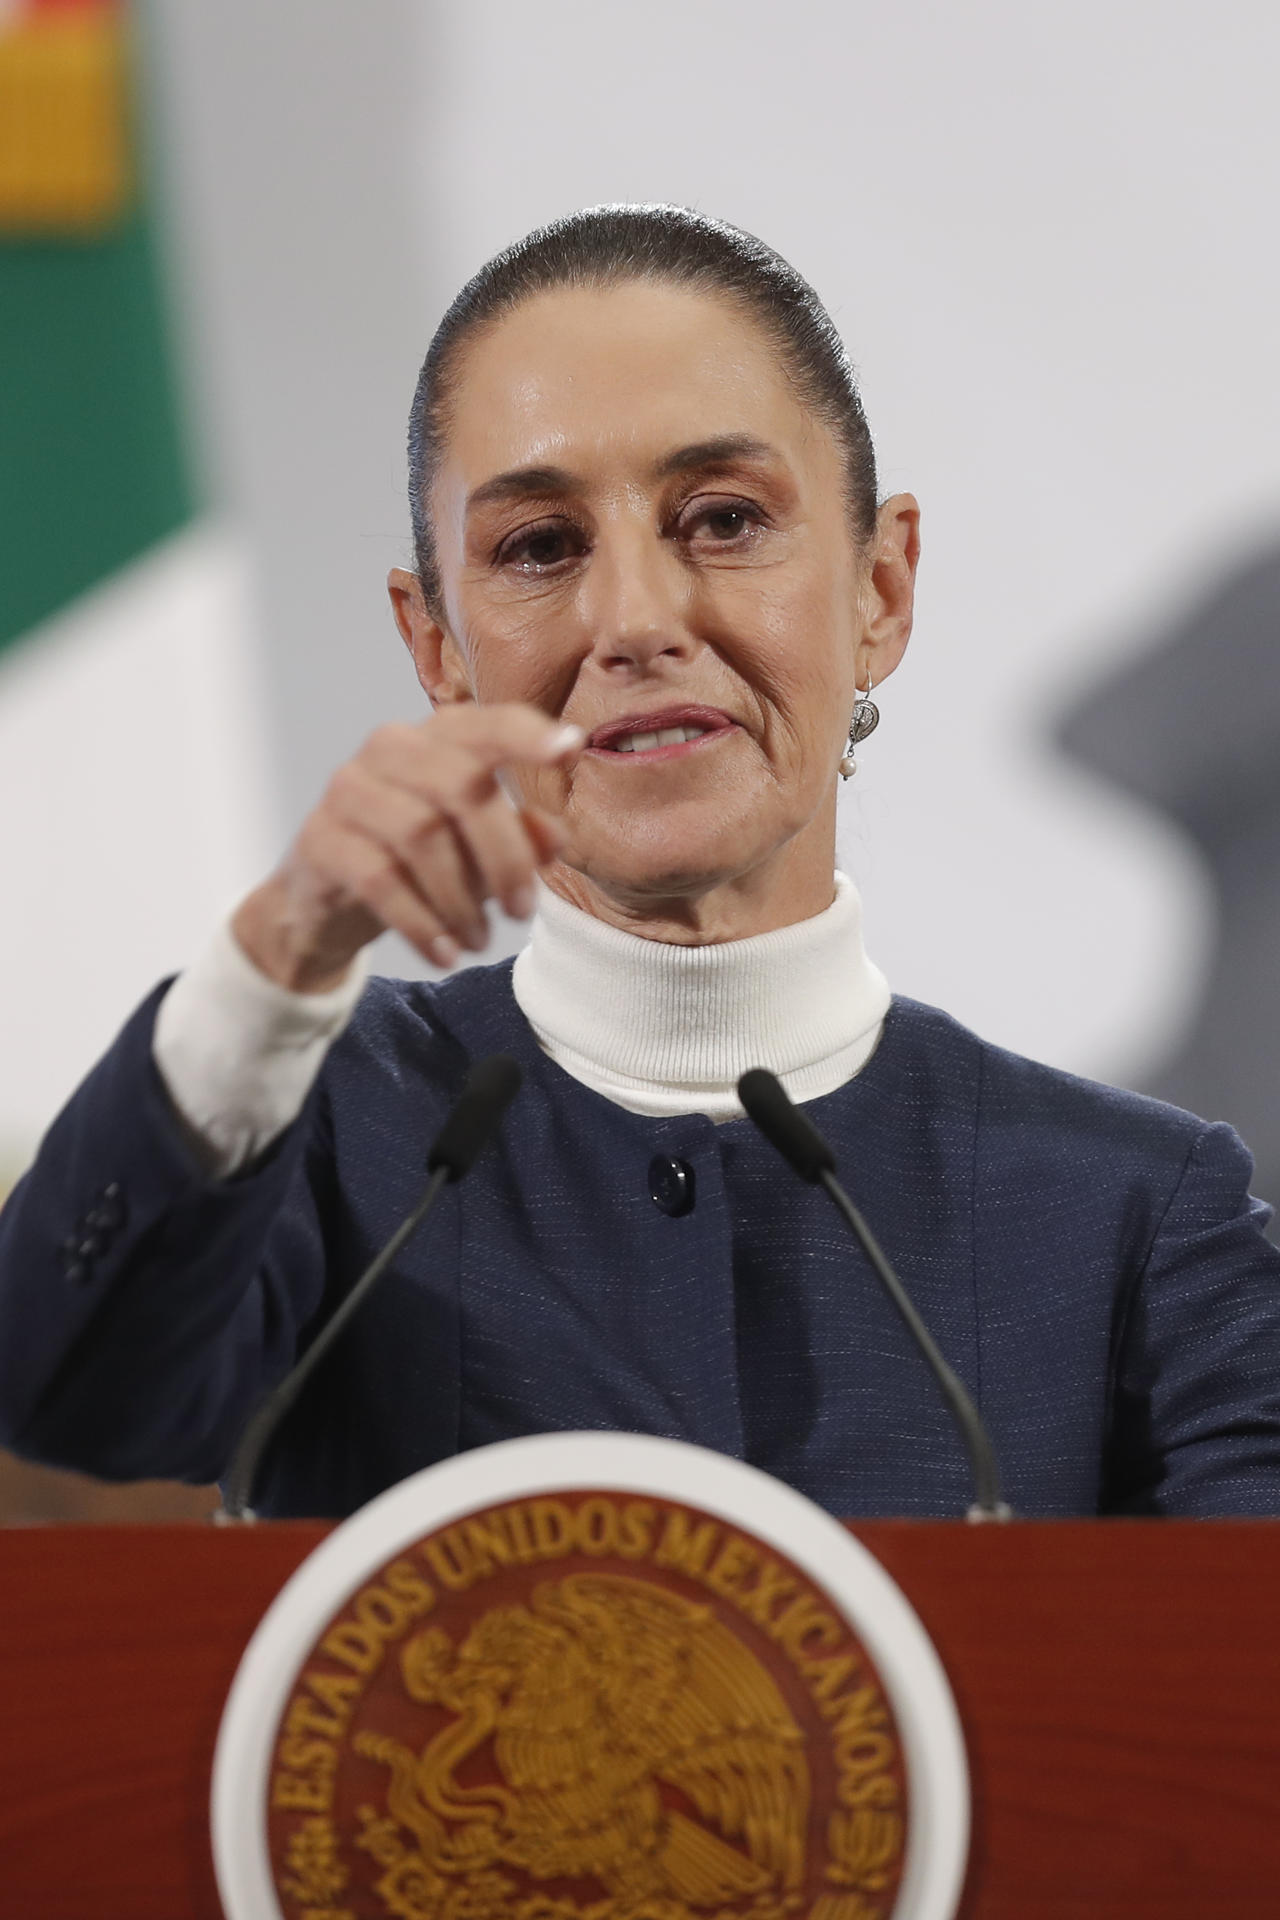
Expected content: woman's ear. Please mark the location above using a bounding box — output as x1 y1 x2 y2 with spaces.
857 493 920 688
387 567 474 705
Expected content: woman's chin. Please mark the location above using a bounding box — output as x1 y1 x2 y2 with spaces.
554 835 777 912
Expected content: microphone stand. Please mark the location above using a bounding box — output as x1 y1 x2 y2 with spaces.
816 1167 1010 1521
217 1053 521 1522
738 1068 1012 1522
217 1165 451 1521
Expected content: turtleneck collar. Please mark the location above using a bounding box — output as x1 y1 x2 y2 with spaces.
511 871 890 1121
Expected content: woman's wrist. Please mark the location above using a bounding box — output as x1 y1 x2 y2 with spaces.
230 879 370 996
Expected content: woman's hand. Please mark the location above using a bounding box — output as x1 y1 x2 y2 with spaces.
231 704 583 991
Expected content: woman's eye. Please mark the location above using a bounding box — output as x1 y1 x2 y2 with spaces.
680 499 765 547
498 522 582 572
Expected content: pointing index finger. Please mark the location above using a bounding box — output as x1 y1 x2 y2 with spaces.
437 704 585 771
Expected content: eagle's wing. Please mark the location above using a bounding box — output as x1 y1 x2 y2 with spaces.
516 1573 809 1894
654 1611 809 1891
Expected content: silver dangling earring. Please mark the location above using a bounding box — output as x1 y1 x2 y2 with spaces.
839 675 880 779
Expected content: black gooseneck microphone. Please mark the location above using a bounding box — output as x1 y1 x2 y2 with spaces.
218 1054 522 1521
737 1067 1012 1522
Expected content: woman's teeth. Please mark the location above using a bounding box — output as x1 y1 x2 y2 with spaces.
612 724 708 753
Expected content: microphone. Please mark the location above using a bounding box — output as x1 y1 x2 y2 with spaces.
737 1067 1011 1522
218 1054 522 1521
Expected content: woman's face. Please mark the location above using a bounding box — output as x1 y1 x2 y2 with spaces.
397 279 917 926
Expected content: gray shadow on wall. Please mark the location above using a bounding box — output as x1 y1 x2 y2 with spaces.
1055 538 1280 1222
148 0 444 832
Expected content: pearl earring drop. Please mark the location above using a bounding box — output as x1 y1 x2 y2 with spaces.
839 677 880 779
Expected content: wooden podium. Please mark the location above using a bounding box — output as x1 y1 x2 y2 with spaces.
4 1520 1279 1918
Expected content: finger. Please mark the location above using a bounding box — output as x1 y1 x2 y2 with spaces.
433 703 586 775
326 763 493 951
360 710 576 917
366 708 584 801
362 737 553 921
444 782 555 920
323 822 461 970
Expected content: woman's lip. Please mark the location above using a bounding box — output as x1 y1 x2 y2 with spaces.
587 714 736 748
579 725 729 764
586 707 736 750
583 722 739 761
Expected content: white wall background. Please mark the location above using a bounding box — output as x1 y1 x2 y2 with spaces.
3 0 1279 1170
0 526 277 1164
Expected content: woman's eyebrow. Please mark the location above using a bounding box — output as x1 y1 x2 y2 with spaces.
653 434 778 479
467 465 578 514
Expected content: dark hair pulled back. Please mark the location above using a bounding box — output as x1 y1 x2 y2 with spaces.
408 203 878 611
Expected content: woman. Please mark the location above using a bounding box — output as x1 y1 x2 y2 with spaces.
1 205 1277 1518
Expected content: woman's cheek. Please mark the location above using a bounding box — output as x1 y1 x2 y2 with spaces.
467 615 562 706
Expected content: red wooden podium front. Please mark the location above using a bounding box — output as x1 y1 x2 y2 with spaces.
3 1520 1278 1919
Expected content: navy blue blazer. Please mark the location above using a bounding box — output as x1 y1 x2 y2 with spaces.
2 960 1279 1519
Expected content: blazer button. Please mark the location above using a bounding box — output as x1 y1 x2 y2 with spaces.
59 1240 90 1284
88 1183 125 1232
649 1155 695 1217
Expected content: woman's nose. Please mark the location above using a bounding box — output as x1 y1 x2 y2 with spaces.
581 529 693 672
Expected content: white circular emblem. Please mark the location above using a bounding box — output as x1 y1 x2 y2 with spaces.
213 1433 969 1920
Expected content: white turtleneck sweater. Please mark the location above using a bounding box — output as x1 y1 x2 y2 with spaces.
511 872 888 1118
153 872 890 1176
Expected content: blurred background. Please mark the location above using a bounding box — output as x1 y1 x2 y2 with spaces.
1 0 1277 1519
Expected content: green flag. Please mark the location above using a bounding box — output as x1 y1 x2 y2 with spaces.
0 0 193 655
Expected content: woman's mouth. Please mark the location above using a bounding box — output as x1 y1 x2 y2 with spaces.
585 708 738 761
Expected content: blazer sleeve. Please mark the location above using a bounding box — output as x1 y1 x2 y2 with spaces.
0 981 334 1484
1105 1120 1280 1514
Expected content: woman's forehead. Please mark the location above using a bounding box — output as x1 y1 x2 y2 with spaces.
437 281 832 492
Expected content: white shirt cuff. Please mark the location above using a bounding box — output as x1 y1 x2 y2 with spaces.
152 918 369 1178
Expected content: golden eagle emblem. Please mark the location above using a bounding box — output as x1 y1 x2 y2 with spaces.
353 1571 811 1919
